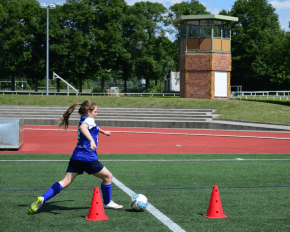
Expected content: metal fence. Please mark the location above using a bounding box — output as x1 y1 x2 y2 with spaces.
2 90 289 100
231 90 290 100
0 90 180 97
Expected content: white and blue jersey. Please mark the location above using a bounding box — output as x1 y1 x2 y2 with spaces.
71 116 99 161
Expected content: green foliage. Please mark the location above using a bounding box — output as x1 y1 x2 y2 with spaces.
91 86 103 93
228 0 287 90
168 0 209 19
129 2 168 92
0 0 43 90
147 80 164 93
129 84 140 93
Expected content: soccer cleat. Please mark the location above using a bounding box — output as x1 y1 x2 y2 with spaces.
104 200 123 209
28 196 44 215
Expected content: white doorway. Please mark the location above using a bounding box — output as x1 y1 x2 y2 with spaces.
214 71 228 97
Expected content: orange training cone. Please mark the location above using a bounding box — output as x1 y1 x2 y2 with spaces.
86 186 109 221
205 185 227 218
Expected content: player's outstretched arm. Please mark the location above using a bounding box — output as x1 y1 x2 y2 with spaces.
99 128 111 136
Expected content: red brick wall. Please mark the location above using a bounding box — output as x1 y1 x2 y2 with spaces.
186 53 211 71
183 53 231 71
212 53 231 71
187 71 211 99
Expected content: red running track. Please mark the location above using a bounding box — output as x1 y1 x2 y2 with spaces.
0 125 290 154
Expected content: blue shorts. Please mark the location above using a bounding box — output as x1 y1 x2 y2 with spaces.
67 159 104 175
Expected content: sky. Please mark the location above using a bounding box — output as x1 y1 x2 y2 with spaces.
38 0 290 32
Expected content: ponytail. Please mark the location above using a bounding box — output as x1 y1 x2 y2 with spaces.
58 100 97 129
58 102 79 129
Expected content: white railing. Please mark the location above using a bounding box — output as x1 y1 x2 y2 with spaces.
231 90 290 100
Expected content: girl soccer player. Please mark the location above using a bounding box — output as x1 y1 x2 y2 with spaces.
28 100 123 215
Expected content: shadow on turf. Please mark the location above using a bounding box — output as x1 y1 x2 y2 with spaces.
125 209 145 213
20 200 90 215
197 213 206 217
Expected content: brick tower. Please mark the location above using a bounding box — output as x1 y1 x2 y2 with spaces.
176 15 238 99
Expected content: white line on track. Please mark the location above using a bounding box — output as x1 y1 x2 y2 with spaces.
112 177 186 232
24 128 290 140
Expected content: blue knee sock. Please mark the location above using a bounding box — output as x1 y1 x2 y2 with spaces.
42 182 63 203
101 183 112 205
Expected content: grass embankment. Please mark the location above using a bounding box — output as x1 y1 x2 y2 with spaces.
0 95 289 125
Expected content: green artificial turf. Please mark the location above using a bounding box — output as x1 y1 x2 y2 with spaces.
0 154 290 232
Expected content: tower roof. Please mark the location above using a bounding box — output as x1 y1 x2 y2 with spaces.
175 14 239 24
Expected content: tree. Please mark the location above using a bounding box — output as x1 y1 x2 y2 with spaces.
228 0 283 90
268 31 290 88
169 0 209 19
0 0 42 91
25 1 48 92
129 1 167 92
88 0 127 92
114 4 144 93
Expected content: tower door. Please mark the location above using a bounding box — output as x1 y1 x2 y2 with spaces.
214 71 227 97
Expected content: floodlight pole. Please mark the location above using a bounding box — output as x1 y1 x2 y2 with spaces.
46 7 49 96
40 3 55 96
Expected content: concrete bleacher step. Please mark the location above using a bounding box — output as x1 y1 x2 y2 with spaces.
1 105 290 131
0 105 217 127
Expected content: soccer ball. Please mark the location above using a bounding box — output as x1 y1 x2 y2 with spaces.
130 194 148 211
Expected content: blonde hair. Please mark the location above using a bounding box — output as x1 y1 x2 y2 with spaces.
58 100 97 129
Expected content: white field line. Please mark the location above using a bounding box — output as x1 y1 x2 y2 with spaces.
112 177 186 232
24 128 290 140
